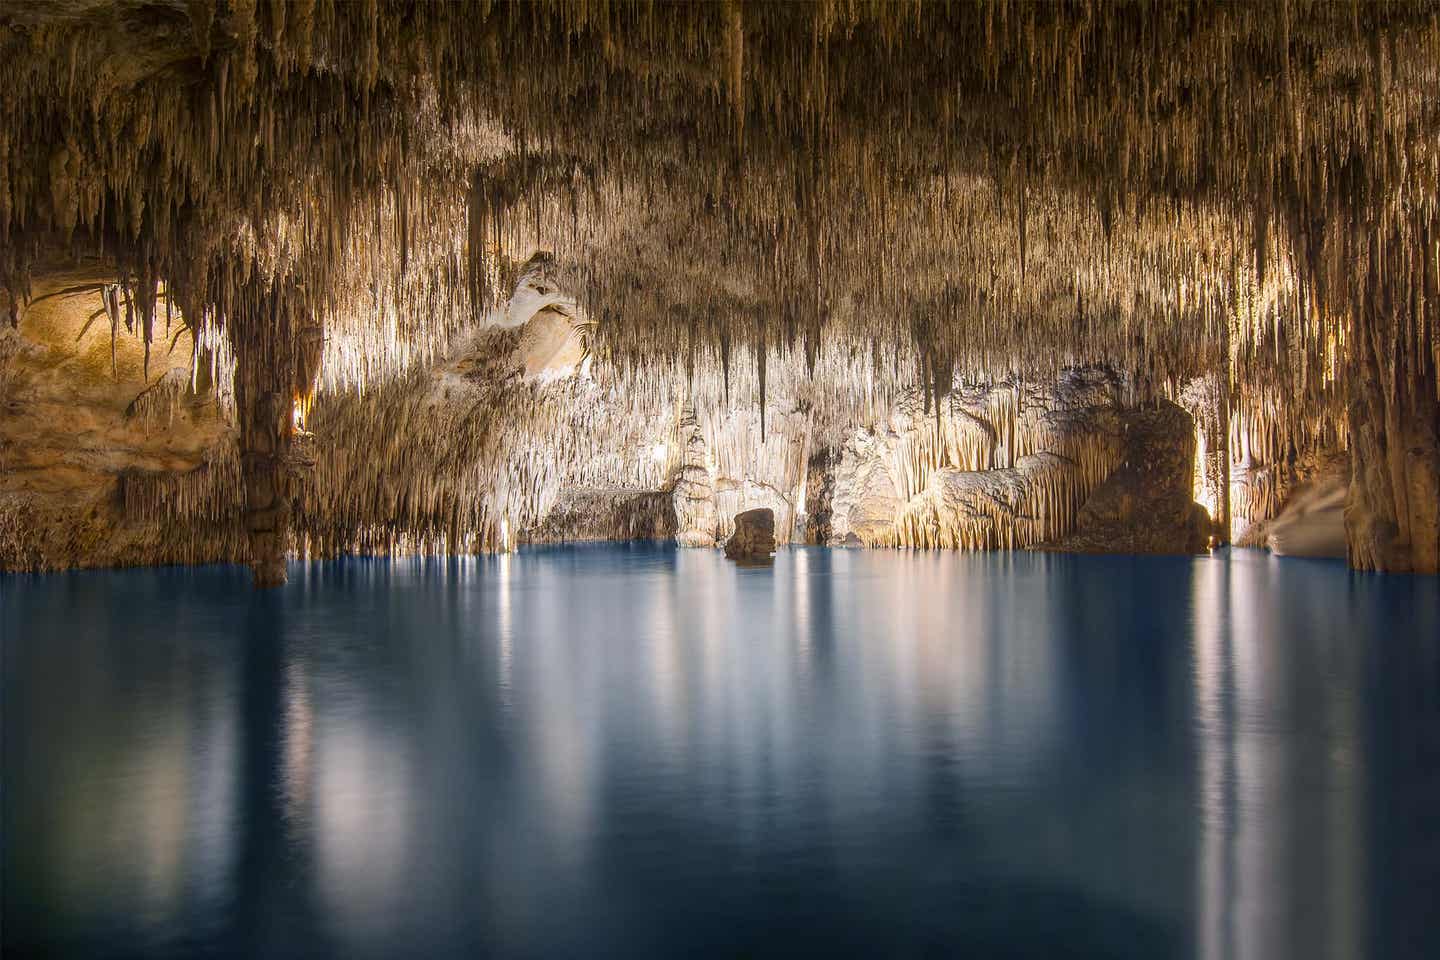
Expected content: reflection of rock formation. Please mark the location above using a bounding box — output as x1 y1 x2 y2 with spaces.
2 576 241 952
1192 551 1366 960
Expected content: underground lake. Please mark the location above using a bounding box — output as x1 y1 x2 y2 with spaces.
4 546 1438 958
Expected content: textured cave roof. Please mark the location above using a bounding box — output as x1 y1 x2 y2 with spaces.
1 1 1437 422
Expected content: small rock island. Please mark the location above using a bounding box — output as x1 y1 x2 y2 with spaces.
724 509 777 564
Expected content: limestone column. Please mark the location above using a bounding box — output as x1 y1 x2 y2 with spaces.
672 406 718 547
231 281 321 588
1208 372 1232 545
1344 294 1440 574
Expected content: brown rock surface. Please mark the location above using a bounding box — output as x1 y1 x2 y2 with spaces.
521 489 676 544
724 508 776 563
0 271 238 572
1042 402 1212 555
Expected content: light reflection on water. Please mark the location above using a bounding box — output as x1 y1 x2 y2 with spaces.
3 546 1438 958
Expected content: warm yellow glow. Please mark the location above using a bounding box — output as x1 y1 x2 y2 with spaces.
1193 418 1218 520
292 393 315 432
1323 323 1345 387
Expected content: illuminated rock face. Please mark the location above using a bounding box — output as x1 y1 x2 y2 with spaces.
826 370 1131 550
724 508 776 563
1 309 1224 569
1233 448 1348 550
0 274 242 573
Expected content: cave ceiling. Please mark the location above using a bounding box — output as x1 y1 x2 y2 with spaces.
2 1 1435 414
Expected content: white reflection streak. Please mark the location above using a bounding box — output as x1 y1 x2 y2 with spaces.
282 660 314 820
648 564 680 741
317 726 413 944
134 713 188 925
498 552 513 711
1230 558 1286 960
794 548 811 673
189 679 238 913
1193 555 1235 960
1196 554 1362 960
527 563 595 864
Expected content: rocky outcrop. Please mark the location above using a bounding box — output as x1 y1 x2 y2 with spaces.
1041 402 1212 554
1176 374 1232 544
895 453 1097 550
703 403 811 545
802 449 835 544
1346 356 1440 573
829 432 904 545
826 369 1128 549
724 508 776 563
812 373 1215 556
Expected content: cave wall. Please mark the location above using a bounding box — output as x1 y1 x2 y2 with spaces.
820 369 1144 550
2 293 1222 571
0 272 242 572
1346 304 1440 573
0 265 1227 571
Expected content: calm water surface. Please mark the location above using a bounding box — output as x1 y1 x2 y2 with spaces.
4 546 1439 958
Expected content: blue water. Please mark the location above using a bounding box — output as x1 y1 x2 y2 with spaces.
3 546 1438 958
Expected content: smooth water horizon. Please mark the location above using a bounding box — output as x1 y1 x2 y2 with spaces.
4 545 1439 958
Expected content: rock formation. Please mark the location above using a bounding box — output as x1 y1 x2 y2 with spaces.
825 370 1130 549
1234 447 1350 550
724 508 776 564
1041 403 1214 555
1 2 1437 579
